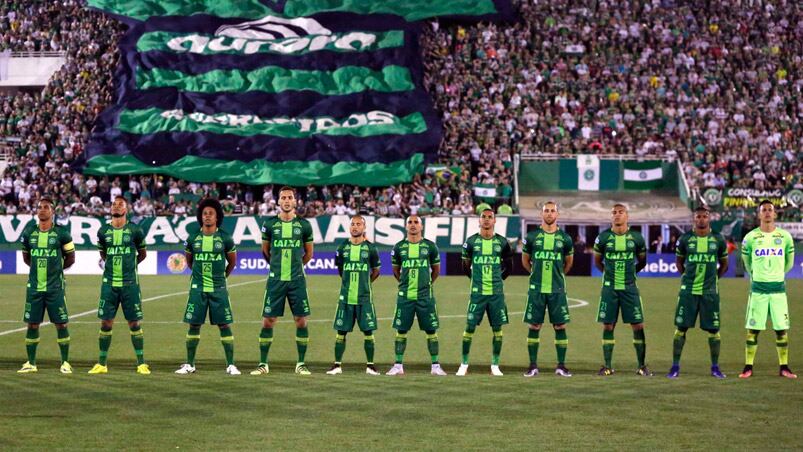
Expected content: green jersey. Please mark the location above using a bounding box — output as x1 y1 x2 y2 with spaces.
391 238 440 301
675 231 727 295
20 223 75 292
462 233 512 296
335 239 380 304
261 216 313 281
522 228 573 294
593 228 647 290
741 227 795 294
184 228 236 292
97 222 146 287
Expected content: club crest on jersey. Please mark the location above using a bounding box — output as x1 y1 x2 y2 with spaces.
48 237 56 245
214 241 223 250
294 227 301 235
775 238 783 245
361 251 368 259
421 248 428 255
555 240 563 248
123 234 130 243
627 241 634 249
494 245 501 252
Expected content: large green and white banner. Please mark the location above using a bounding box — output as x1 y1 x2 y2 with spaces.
0 215 520 250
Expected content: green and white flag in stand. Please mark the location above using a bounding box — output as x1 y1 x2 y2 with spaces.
473 183 497 203
623 160 663 189
577 155 600 191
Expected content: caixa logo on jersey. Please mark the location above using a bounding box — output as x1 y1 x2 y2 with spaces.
167 15 380 55
755 248 784 257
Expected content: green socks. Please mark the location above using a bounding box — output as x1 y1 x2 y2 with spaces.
776 333 789 366
186 326 201 366
364 333 375 364
527 329 540 366
25 327 40 365
745 331 758 365
555 329 568 365
602 330 615 368
394 332 407 363
461 326 476 365
334 333 346 364
296 327 309 364
708 332 721 366
130 326 144 365
259 327 273 365
219 327 234 366
426 332 439 363
57 327 70 363
633 329 646 367
491 328 503 366
98 327 113 365
672 329 686 365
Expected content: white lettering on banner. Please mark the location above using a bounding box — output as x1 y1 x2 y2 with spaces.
363 216 376 242
305 258 337 270
0 214 32 243
15 250 157 275
309 218 323 244
174 216 196 242
165 32 379 56
374 217 405 245
777 222 803 240
144 217 181 246
423 217 450 243
159 110 398 134
450 216 465 246
70 217 102 246
0 215 519 248
324 215 351 243
642 258 679 274
238 258 270 270
232 216 262 245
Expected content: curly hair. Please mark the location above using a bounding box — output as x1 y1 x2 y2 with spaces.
196 198 224 227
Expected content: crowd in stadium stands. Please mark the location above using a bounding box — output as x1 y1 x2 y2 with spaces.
0 0 801 223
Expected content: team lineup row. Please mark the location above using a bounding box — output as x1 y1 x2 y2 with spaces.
14 188 798 379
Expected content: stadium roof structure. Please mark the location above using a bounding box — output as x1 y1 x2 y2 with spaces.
519 193 692 226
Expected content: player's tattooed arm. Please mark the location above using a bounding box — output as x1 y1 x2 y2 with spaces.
261 240 271 262
225 251 236 277
462 259 472 278
501 241 513 280
563 254 573 275
593 253 604 273
63 250 75 270
676 255 686 274
636 253 647 273
302 241 313 265
717 256 728 277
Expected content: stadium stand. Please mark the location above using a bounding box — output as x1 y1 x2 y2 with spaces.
0 0 800 224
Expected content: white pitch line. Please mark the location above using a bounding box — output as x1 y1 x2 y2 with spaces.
0 278 267 337
0 298 589 326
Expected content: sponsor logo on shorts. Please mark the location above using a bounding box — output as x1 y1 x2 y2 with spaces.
676 316 683 323
185 312 192 320
599 312 606 319
336 319 343 326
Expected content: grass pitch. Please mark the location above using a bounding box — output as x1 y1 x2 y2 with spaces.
0 274 800 450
